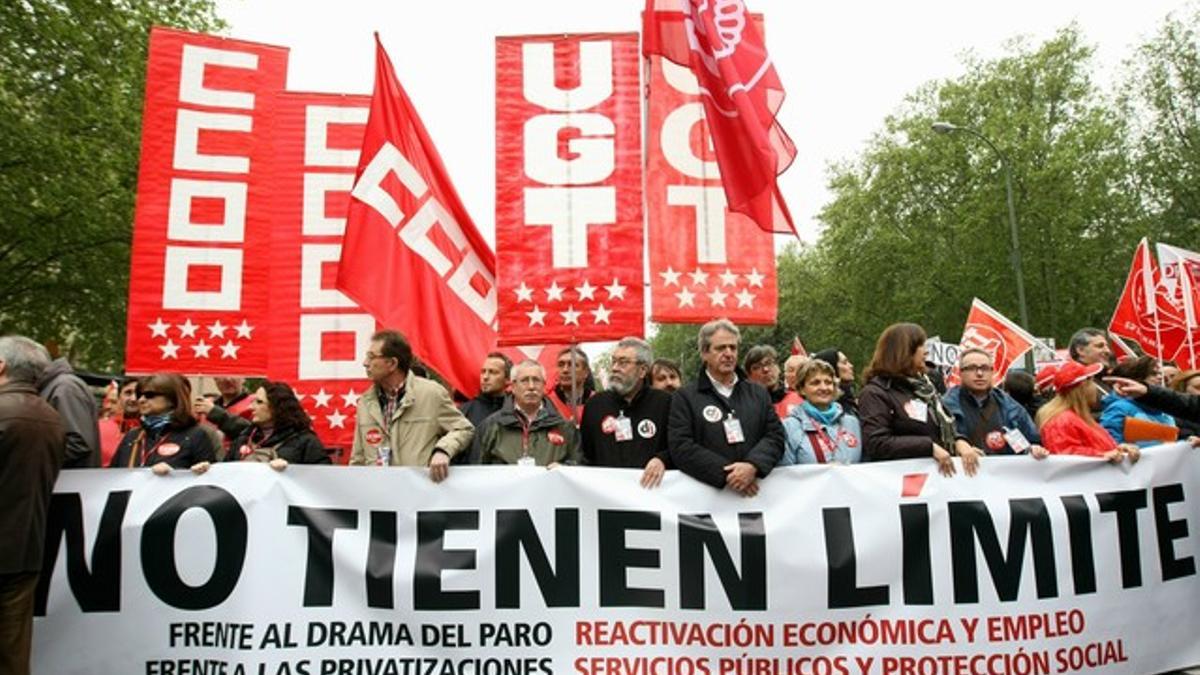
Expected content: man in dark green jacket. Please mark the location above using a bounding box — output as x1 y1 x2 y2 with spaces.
473 360 579 466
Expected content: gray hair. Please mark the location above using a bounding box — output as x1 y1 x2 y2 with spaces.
615 336 653 366
697 318 740 353
1068 328 1106 360
0 336 51 385
510 359 546 381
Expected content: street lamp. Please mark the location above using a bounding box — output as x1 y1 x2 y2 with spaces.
932 121 1033 370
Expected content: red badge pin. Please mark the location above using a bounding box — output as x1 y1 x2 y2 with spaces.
157 442 180 457
601 415 617 434
986 431 1006 451
365 428 383 446
239 444 253 458
548 430 565 446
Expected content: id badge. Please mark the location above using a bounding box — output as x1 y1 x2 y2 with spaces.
1003 427 1031 454
614 415 634 442
517 456 537 467
723 416 745 444
904 399 929 422
377 446 391 467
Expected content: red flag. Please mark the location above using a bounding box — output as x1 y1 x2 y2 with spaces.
1108 332 1139 362
791 336 807 357
960 298 1045 383
337 36 498 397
642 0 796 236
1109 238 1186 361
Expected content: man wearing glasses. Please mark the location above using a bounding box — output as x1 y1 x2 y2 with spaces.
580 337 673 488
942 348 1043 456
471 360 579 467
350 330 474 482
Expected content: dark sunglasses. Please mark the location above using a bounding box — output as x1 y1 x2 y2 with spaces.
137 391 166 400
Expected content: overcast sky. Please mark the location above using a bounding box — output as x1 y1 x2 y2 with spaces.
216 0 1189 245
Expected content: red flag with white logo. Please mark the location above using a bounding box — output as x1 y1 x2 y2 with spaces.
960 298 1046 383
337 37 499 397
1110 239 1187 361
267 92 376 459
125 28 288 375
1155 242 1200 367
644 39 777 325
494 33 645 345
642 0 796 236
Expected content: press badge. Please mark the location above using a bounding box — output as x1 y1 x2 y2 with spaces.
377 446 391 467
1003 427 1032 454
517 456 537 467
724 415 745 444
904 399 929 422
614 414 634 442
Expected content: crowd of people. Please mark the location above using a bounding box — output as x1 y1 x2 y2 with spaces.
5 320 1200 671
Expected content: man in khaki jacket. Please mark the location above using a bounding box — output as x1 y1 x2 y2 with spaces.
350 330 473 481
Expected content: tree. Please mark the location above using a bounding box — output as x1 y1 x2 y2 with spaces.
1123 6 1200 244
809 27 1143 367
0 0 224 371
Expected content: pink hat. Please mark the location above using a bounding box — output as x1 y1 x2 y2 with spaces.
1035 364 1060 390
1053 361 1103 393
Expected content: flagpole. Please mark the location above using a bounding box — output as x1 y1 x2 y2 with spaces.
1146 240 1164 367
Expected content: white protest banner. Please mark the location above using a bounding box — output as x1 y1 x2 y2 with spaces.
34 445 1200 674
924 336 959 368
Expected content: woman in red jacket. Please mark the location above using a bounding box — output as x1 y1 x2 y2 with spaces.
1037 361 1140 463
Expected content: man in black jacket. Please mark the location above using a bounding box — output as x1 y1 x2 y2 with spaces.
459 352 512 463
668 319 784 496
581 337 672 487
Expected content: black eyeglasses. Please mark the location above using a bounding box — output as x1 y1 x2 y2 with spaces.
137 391 166 400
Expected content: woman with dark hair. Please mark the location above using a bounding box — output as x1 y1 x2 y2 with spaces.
857 323 981 477
110 374 216 473
1099 356 1176 446
192 381 329 473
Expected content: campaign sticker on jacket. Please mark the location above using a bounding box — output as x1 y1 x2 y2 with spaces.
601 415 617 434
904 399 928 422
157 443 181 457
548 430 565 446
986 430 1006 451
702 405 723 423
365 428 383 447
840 429 858 448
239 444 253 458
637 419 657 439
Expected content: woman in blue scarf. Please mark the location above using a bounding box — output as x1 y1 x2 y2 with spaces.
109 374 216 472
781 360 863 465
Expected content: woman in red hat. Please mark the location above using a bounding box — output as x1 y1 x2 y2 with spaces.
1036 361 1140 462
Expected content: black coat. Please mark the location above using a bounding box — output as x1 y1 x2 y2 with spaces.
110 421 216 469
1140 386 1200 425
668 369 784 489
227 425 331 465
858 375 959 461
580 386 672 468
0 382 65 573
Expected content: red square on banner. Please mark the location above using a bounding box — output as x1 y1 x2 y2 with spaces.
321 260 339 291
325 122 366 154
190 196 227 225
186 264 223 293
901 473 929 498
324 188 351 221
321 331 357 361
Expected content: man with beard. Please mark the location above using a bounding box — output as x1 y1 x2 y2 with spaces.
580 337 673 488
669 319 784 496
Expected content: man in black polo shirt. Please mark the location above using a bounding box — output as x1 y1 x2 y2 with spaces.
581 337 673 487
669 318 784 496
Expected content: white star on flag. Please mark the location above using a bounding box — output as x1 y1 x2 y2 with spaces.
719 269 740 287
192 340 212 359
689 269 709 286
311 388 333 408
177 318 198 338
659 267 681 287
708 289 729 307
575 280 596 301
526 305 547 326
561 306 581 326
208 320 228 339
736 289 756 308
341 388 360 408
295 392 306 403
546 281 565 302
159 339 180 359
675 288 696 307
604 278 627 300
592 305 612 324
149 317 170 338
745 268 766 288
515 282 534 303
235 320 254 339
219 341 240 359
327 410 347 429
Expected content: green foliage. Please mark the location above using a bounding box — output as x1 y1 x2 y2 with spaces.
0 0 223 371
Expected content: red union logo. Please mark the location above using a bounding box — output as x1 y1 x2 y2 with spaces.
681 0 766 114
961 324 1004 371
